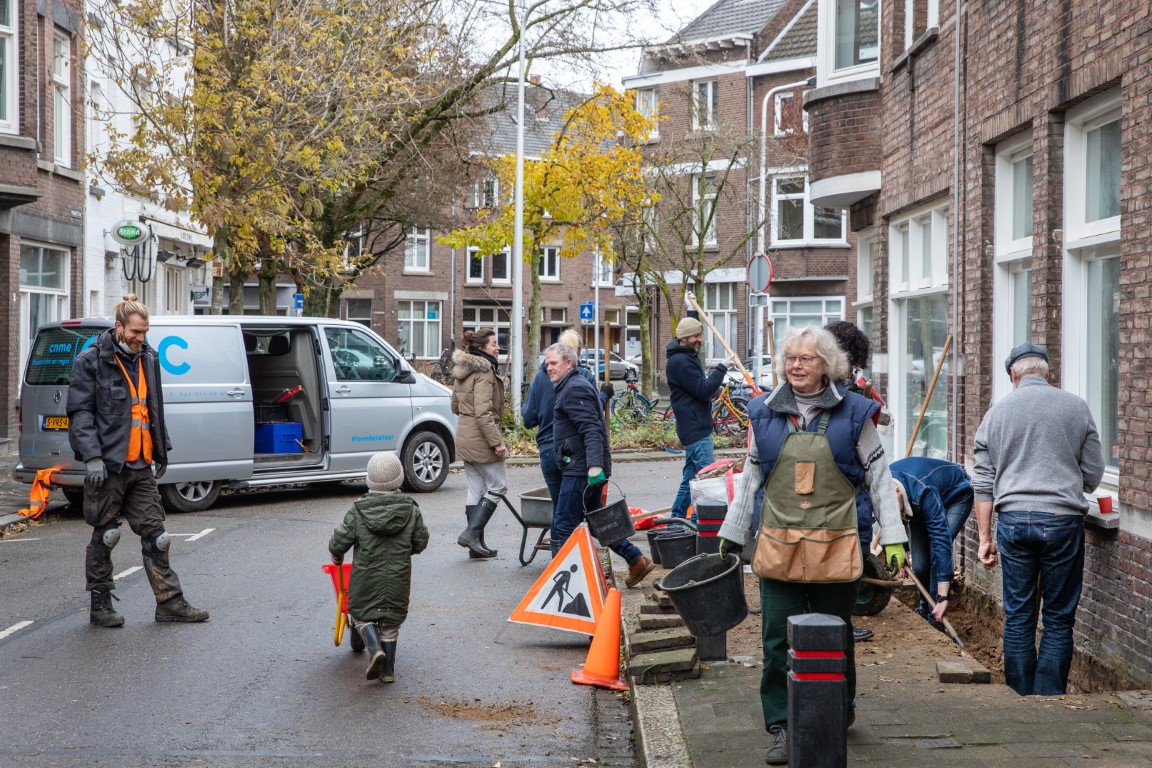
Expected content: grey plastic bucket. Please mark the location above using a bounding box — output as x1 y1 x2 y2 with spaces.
584 483 635 546
655 529 697 570
646 529 664 564
656 552 748 637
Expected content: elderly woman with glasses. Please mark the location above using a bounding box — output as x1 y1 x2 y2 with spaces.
717 325 909 766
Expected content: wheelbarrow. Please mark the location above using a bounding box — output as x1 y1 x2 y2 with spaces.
321 562 364 652
505 489 551 566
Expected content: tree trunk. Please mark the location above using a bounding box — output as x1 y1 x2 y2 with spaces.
258 256 278 316
527 248 542 360
636 286 654 398
228 259 247 316
209 225 229 315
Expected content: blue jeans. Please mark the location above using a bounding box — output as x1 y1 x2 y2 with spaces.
670 437 716 520
539 446 562 512
909 491 974 612
997 511 1085 696
552 474 644 565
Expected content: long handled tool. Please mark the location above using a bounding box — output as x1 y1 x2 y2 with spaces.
683 294 762 395
908 570 964 648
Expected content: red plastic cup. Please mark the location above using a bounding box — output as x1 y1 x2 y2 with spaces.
1097 496 1114 514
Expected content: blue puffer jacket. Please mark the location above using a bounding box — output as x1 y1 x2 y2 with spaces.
551 369 611 477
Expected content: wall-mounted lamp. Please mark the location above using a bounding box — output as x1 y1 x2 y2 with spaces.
185 256 206 268
156 249 176 263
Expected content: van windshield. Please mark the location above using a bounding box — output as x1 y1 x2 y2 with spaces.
25 326 106 385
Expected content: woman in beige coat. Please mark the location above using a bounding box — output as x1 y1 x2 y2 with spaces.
451 328 507 559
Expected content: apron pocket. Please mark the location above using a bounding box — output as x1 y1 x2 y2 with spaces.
794 461 816 495
752 525 863 583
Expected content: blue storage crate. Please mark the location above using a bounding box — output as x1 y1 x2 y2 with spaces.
254 422 303 454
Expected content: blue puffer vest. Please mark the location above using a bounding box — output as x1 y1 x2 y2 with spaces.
748 388 878 532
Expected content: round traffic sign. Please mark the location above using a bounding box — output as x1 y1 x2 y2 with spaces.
748 252 773 293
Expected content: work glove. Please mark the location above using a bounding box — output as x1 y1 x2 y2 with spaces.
600 381 614 398
153 462 167 481
718 537 743 558
587 467 607 486
883 543 907 573
84 459 107 489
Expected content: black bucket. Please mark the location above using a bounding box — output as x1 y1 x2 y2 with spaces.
645 529 664 565
655 530 697 570
584 484 635 546
656 553 748 637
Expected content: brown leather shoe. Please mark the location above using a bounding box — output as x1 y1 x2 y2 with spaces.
625 556 655 588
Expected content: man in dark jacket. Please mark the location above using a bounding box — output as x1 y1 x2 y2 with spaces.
67 295 208 627
545 343 654 587
665 316 729 520
330 451 429 682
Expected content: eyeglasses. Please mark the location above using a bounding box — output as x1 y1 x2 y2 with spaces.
785 355 819 366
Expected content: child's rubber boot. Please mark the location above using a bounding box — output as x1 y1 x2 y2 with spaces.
359 624 386 681
381 640 397 683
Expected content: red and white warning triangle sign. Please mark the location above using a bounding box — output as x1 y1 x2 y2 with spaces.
508 524 608 635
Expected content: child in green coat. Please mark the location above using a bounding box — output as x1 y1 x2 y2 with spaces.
329 452 429 682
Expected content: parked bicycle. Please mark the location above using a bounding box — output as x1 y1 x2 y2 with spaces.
609 367 655 425
711 384 750 439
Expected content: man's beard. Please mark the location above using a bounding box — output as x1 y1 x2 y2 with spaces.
689 340 702 354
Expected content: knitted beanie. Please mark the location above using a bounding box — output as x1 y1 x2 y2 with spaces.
366 452 405 493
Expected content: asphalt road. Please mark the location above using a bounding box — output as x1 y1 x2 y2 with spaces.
0 459 685 768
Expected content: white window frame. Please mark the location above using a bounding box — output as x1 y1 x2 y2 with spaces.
397 299 442 358
693 174 718 246
53 32 72 167
856 229 875 305
404 226 431 272
903 0 939 48
345 298 372 328
770 173 847 246
817 0 881 87
490 248 511 285
992 132 1035 402
704 283 739 363
466 247 485 284
773 91 807 136
888 201 950 457
692 79 719 131
539 245 560 281
594 250 614 287
19 244 71 378
635 88 659 139
1064 90 1122 247
462 304 511 359
0 0 17 133
770 296 845 350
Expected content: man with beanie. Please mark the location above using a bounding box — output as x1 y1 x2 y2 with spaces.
973 342 1104 696
665 313 731 520
330 451 429 682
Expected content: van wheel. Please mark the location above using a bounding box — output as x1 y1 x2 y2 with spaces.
62 487 85 510
400 431 449 493
160 481 222 513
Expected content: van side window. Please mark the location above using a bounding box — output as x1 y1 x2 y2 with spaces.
324 327 397 382
25 326 105 385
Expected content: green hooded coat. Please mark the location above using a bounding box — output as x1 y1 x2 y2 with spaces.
329 492 429 625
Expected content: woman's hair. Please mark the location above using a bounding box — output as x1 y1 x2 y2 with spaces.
775 325 850 382
544 343 578 367
465 327 497 354
114 294 149 326
558 328 582 352
824 320 870 371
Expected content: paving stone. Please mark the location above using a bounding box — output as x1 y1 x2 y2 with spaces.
638 612 685 630
629 627 695 654
629 647 699 685
937 657 992 684
640 598 680 615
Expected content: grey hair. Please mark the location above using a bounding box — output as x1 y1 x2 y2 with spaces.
544 343 578 367
775 325 850 382
1012 357 1049 378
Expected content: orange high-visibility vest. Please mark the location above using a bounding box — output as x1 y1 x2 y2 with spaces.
114 356 153 464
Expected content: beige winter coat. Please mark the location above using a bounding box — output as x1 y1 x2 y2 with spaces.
451 350 506 464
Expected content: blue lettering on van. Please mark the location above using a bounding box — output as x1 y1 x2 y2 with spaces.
81 337 97 353
351 435 395 443
48 342 73 354
158 336 191 376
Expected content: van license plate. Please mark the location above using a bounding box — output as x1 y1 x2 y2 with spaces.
42 416 69 430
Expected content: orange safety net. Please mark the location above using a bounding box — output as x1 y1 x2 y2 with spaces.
19 468 58 519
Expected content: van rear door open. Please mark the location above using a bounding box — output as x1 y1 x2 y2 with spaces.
320 324 414 472
150 322 254 483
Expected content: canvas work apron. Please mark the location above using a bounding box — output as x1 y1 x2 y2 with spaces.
752 412 863 583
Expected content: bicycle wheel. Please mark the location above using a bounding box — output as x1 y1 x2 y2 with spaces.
612 391 651 425
713 397 749 438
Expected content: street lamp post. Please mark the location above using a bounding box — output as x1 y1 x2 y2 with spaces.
511 0 550 424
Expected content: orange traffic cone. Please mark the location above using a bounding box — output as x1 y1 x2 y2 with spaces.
571 587 628 690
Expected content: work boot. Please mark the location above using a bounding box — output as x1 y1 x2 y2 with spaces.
90 589 124 628
360 624 387 681
853 627 874 642
625 556 655 588
764 725 788 765
381 639 397 683
458 498 497 557
155 596 209 623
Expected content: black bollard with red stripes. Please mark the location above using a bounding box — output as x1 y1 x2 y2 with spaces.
787 613 848 767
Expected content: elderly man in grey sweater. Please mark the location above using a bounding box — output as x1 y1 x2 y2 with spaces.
972 342 1104 696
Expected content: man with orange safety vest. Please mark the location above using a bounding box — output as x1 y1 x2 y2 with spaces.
68 294 209 627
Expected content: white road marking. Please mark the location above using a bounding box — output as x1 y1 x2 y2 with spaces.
0 621 33 639
0 538 41 542
114 566 142 580
171 528 214 542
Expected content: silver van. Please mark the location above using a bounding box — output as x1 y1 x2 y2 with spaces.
15 316 457 512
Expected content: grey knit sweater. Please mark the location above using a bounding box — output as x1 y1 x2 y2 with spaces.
972 375 1104 515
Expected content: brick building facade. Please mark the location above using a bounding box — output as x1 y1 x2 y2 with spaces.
806 0 1152 684
1 0 85 453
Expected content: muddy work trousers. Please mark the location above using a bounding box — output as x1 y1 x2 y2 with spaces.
84 466 183 603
